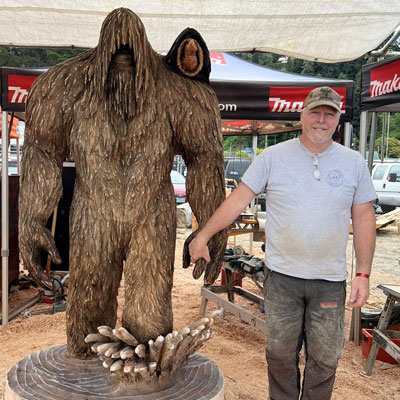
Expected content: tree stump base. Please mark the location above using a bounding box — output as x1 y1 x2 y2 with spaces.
6 344 224 399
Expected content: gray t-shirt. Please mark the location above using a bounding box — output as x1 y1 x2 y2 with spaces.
241 138 376 281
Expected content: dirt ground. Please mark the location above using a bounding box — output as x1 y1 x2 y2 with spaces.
1 223 400 400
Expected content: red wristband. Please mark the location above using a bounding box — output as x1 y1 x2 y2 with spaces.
356 273 370 279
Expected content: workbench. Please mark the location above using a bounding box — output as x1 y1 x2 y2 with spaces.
200 255 266 333
363 284 400 375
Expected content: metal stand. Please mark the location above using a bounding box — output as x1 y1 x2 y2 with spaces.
200 257 266 333
363 285 400 375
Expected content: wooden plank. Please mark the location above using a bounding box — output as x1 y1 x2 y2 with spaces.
372 329 400 363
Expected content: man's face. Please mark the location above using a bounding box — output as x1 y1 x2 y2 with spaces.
300 105 340 146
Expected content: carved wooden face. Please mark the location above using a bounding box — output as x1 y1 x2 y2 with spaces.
94 8 155 97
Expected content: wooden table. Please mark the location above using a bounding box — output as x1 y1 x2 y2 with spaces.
363 284 400 375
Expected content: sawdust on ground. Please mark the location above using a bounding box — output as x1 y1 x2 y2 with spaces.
0 224 400 400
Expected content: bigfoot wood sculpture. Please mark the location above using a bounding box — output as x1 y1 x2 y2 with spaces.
18 7 226 388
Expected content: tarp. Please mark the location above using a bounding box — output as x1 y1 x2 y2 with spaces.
0 1 399 63
360 55 400 112
0 53 354 121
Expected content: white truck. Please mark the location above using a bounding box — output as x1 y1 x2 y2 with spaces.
371 162 400 212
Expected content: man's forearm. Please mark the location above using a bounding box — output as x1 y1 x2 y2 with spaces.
352 203 376 275
197 182 256 242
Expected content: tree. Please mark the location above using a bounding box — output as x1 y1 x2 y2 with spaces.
0 47 85 68
375 137 400 159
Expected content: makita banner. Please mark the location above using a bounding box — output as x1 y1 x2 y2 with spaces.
0 67 44 112
269 86 347 113
361 55 400 112
210 53 353 122
1 54 354 121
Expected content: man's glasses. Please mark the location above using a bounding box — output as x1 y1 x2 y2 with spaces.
312 155 320 181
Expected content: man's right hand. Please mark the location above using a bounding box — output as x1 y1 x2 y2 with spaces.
189 233 210 264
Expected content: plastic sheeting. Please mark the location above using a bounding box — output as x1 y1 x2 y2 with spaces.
0 1 399 62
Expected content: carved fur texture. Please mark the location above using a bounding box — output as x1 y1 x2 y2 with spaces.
18 7 227 362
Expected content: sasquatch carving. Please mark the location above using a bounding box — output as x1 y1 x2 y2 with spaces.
19 6 226 374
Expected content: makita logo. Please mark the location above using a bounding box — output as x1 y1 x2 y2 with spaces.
8 86 29 103
270 97 304 112
370 74 400 98
369 59 400 98
270 97 344 112
210 53 227 65
7 75 38 104
269 86 346 113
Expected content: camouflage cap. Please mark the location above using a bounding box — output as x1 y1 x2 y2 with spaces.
304 86 341 113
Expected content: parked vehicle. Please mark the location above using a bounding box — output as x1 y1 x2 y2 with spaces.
171 170 186 204
371 162 400 213
224 158 266 211
225 158 251 188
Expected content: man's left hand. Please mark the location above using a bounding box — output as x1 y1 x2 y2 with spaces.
347 276 369 308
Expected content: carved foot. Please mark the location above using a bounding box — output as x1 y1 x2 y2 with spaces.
85 311 220 388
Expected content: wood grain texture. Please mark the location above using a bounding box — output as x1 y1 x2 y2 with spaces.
18 6 227 362
6 345 224 399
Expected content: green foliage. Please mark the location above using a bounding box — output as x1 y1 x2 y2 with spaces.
223 135 252 154
235 150 250 158
0 47 85 68
375 137 400 158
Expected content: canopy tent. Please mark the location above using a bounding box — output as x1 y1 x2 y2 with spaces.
210 53 353 123
361 56 400 113
0 1 399 63
0 53 354 121
359 55 400 170
2 1 386 325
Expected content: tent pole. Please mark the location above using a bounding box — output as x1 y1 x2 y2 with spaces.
368 112 378 173
359 111 368 159
380 113 386 163
344 122 351 148
1 111 9 326
249 127 258 255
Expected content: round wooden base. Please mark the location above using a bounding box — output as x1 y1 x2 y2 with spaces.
6 344 224 399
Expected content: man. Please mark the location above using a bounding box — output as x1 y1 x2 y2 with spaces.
189 87 376 400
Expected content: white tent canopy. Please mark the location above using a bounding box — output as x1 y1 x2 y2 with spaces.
0 1 399 63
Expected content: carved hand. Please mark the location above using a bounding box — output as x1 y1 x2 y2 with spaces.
19 219 62 292
183 229 227 284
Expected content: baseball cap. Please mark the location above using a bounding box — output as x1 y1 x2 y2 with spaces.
304 86 341 112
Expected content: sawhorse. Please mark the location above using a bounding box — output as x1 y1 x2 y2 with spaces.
363 284 400 375
200 261 266 333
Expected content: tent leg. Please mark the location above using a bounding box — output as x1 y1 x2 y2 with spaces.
1 110 9 326
359 111 368 159
248 132 258 255
367 112 377 173
344 122 351 148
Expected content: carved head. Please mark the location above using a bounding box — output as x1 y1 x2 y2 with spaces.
93 8 157 117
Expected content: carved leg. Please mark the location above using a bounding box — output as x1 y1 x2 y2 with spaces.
67 208 124 358
123 208 176 343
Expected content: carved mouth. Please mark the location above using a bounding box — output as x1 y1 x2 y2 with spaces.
110 44 135 68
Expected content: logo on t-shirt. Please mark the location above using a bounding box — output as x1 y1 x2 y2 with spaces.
327 170 345 187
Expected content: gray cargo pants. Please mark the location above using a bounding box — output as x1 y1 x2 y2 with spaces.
264 267 346 400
